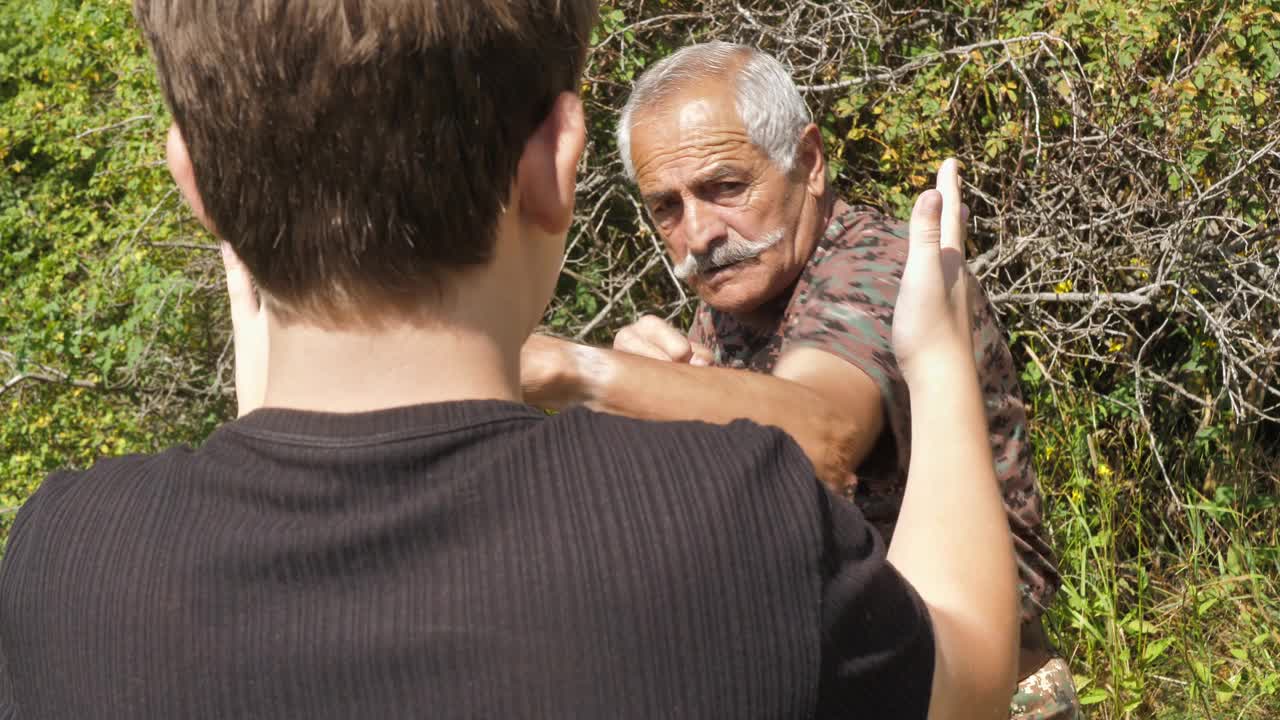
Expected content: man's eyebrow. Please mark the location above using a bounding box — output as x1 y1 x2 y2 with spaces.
642 189 679 207
692 165 744 185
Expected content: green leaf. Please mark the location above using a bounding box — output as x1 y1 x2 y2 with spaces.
1143 637 1176 662
1078 688 1109 705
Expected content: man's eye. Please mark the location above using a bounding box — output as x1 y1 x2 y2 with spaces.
650 201 677 218
713 181 745 196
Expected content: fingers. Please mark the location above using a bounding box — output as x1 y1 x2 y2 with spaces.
221 242 260 324
936 158 966 256
613 315 695 363
613 333 677 362
689 343 713 367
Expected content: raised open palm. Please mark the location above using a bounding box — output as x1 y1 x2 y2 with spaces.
891 159 975 385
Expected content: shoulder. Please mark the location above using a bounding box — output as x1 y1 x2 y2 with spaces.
820 204 908 259
545 407 822 516
793 203 909 310
550 407 810 471
3 448 195 557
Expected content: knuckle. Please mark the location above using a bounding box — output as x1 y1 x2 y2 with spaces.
662 337 691 356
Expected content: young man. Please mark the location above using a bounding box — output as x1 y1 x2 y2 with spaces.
0 2 1015 719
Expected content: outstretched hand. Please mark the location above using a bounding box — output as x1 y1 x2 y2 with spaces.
221 242 268 417
891 158 975 385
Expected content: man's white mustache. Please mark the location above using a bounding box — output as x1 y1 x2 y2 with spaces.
673 229 783 281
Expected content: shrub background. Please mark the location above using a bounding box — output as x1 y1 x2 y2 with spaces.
2 1 1278 717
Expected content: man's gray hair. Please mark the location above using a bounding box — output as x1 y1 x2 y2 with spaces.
616 42 812 181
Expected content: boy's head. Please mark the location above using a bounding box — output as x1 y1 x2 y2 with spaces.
136 0 597 326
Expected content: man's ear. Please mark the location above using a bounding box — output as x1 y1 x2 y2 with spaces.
166 123 215 232
515 92 587 235
797 123 827 199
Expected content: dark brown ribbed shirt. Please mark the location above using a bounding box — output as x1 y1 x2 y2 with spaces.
0 401 932 719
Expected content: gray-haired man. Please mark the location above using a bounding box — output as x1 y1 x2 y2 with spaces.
522 42 1081 720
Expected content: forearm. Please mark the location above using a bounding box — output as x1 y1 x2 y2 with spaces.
564 344 870 488
887 357 1019 720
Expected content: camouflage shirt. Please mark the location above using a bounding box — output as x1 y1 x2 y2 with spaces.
688 201 1061 627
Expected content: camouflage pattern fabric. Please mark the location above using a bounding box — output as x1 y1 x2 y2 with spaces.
687 203 1078 718
688 200 1062 627
1011 658 1084 720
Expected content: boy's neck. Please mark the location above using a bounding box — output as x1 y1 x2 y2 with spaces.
261 318 523 414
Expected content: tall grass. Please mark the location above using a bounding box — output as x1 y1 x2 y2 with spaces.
1028 345 1280 718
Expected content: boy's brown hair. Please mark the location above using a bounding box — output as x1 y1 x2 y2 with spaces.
135 0 598 322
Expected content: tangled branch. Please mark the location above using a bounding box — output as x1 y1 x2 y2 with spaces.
552 0 1280 498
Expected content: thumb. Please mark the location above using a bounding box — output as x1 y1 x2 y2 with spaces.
689 343 714 367
909 189 944 254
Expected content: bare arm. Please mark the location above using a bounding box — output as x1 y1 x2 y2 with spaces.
521 334 883 490
888 160 1019 720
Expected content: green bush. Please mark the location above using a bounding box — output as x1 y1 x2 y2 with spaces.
2 1 1277 717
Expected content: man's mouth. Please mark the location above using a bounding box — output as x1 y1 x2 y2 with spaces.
701 258 753 282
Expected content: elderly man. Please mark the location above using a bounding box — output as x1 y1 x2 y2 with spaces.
522 42 1080 719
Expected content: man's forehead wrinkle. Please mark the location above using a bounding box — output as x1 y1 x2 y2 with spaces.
634 135 756 195
631 118 755 174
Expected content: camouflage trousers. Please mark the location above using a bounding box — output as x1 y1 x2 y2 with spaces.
1010 658 1083 720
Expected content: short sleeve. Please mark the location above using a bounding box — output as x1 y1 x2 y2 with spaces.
779 217 908 424
778 214 914 490
814 485 934 719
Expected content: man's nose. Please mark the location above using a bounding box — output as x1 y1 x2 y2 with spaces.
682 199 728 257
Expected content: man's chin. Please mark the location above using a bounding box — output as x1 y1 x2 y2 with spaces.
695 274 774 317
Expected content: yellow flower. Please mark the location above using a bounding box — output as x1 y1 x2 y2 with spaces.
1054 279 1074 294
1097 463 1113 479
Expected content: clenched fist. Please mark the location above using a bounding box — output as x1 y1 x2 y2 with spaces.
612 315 713 366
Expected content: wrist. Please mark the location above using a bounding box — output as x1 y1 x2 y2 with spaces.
899 347 979 393
565 344 616 407
523 336 592 409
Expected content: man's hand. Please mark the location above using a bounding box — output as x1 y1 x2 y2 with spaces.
891 158 974 385
222 242 268 417
613 315 713 365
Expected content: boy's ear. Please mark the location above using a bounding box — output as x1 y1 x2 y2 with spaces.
514 92 587 235
166 123 214 232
